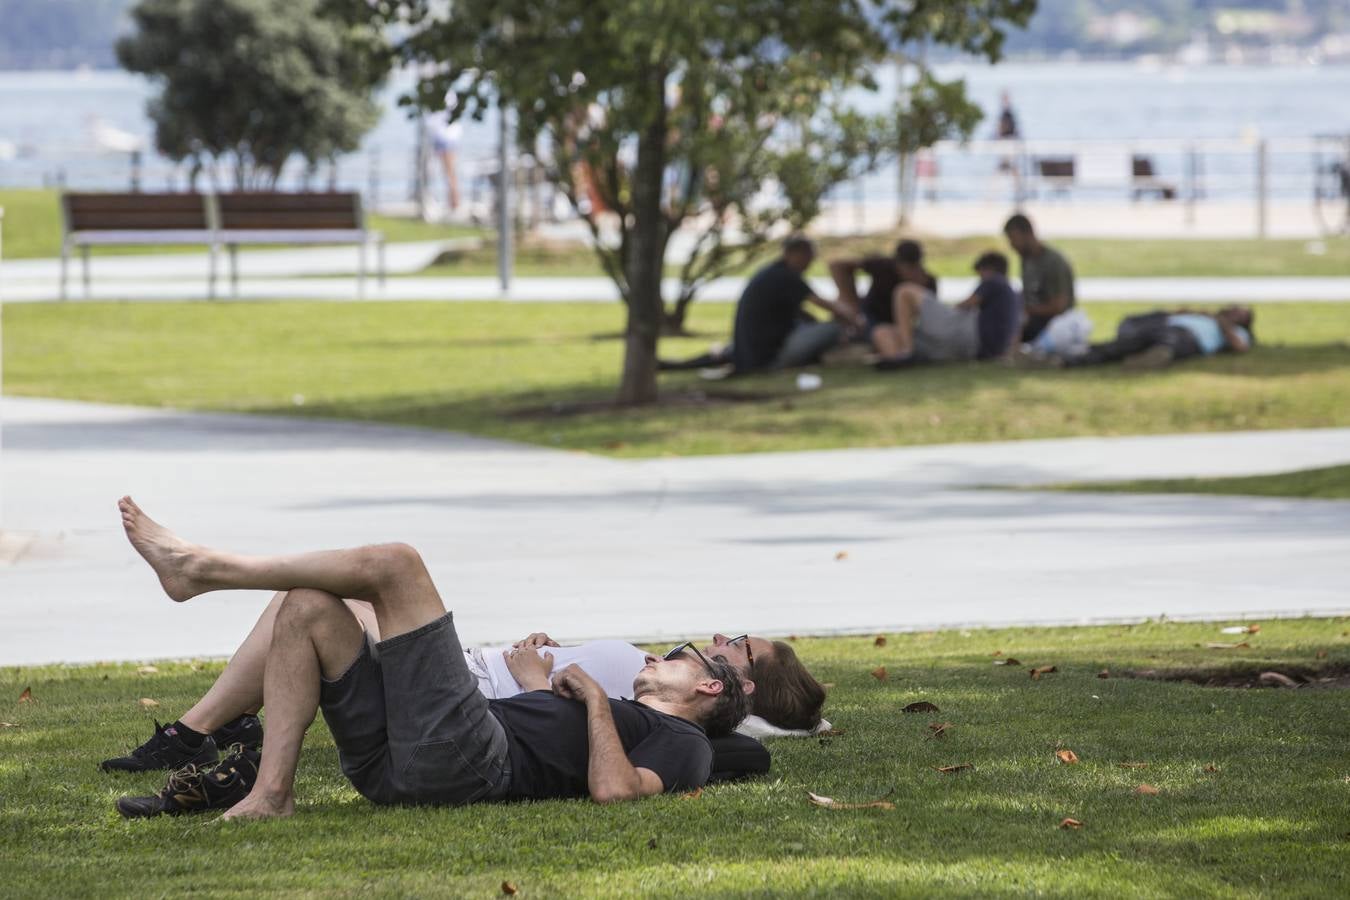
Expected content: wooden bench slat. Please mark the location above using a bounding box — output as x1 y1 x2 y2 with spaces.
218 213 361 229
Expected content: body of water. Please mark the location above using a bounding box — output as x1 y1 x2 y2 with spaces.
1 62 1348 203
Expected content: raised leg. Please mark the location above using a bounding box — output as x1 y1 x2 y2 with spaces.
222 588 364 820
872 283 925 357
178 592 379 734
118 496 445 641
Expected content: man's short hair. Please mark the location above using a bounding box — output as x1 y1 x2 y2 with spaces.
1003 213 1034 235
894 239 924 265
782 235 815 257
747 641 826 731
973 251 1009 275
703 655 751 738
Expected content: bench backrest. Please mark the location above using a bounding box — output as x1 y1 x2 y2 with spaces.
216 192 364 231
62 193 212 232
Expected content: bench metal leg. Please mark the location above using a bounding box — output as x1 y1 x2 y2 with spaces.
81 245 91 300
229 245 239 300
208 243 218 300
358 240 367 301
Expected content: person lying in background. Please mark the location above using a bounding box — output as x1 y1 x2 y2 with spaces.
1059 306 1254 369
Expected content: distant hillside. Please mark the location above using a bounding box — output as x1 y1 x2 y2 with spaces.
1 0 1347 70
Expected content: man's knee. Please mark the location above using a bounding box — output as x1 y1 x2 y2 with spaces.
361 542 427 592
277 588 345 630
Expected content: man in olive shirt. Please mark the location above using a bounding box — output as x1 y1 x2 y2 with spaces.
1004 213 1076 343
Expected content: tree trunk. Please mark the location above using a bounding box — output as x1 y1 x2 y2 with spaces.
616 71 669 406
663 292 696 335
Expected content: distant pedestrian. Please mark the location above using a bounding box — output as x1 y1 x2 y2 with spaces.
996 91 1020 141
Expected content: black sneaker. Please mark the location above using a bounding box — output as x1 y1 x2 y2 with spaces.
101 721 219 773
212 714 263 752
116 744 261 819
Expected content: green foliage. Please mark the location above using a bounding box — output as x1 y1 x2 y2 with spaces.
1 619 1347 896
384 0 1034 402
115 0 389 189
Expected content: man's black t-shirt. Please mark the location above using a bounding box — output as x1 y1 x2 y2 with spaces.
489 692 712 800
732 260 814 372
860 257 938 325
973 275 1020 359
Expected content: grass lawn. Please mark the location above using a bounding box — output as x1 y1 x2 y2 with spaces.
1043 463 1350 500
1 618 1346 896
0 189 477 261
5 300 1350 457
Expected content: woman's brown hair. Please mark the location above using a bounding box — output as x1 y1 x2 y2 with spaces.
749 640 826 731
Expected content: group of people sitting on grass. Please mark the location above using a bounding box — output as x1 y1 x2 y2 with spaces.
661 213 1255 375
104 498 829 820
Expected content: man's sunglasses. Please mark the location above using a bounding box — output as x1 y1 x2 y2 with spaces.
726 634 754 670
662 641 719 678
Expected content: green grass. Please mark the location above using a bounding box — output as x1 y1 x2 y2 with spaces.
1043 463 1350 500
2 618 1347 897
5 300 1350 457
0 189 478 260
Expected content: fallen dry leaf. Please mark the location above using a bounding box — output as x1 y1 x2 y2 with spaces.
992 650 1003 657
902 701 940 714
647 837 658 850
0 722 20 728
1203 764 1219 774
1029 665 1058 680
935 763 974 774
835 551 849 562
1134 784 1161 795
788 635 799 642
873 635 887 647
821 682 836 689
1258 671 1299 688
1055 749 1080 765
1118 762 1149 769
871 666 888 682
928 722 953 738
1097 670 1111 679
806 790 895 810
1206 642 1250 650
1315 650 1328 659
1247 624 1261 634
138 698 160 709
994 657 1022 667
681 787 703 800
137 665 159 676
18 687 33 703
501 881 518 896
1059 817 1084 830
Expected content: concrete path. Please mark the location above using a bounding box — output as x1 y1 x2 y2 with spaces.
2 396 1348 666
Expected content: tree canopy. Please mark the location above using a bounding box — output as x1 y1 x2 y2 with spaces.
116 0 391 189
388 0 1034 403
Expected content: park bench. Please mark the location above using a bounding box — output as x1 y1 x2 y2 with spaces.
215 192 385 299
1031 153 1177 201
60 191 385 300
61 192 217 300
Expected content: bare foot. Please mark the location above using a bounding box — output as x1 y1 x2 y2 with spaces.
222 791 295 821
118 496 210 602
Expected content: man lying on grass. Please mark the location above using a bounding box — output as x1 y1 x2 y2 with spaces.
114 497 748 820
1056 305 1254 369
101 608 825 781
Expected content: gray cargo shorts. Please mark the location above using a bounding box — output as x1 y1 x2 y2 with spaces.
319 612 511 806
913 291 979 362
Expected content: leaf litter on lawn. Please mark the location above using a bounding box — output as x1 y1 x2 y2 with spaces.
806 790 895 811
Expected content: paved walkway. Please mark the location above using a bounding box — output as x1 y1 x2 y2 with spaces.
2 396 1348 666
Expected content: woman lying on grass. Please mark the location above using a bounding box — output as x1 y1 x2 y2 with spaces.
101 591 828 777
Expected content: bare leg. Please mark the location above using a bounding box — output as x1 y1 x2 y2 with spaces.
178 592 379 735
222 589 364 821
119 496 444 640
872 284 924 357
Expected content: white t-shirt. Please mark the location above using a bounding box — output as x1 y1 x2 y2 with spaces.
469 640 649 701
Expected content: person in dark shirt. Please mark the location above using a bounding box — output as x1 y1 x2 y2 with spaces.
871 251 1020 369
730 235 863 372
1004 213 1076 344
828 239 938 333
1061 306 1254 369
112 497 749 820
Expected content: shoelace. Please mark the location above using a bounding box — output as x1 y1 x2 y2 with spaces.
160 762 206 797
131 721 170 761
